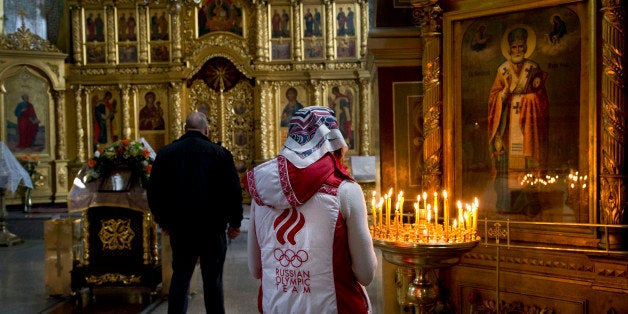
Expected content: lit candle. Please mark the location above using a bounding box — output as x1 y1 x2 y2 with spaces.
443 190 449 228
473 198 479 231
433 192 439 227
386 188 393 227
457 200 463 229
395 202 400 236
371 192 377 229
422 192 427 213
427 205 431 224
378 198 384 229
398 191 405 218
415 195 421 225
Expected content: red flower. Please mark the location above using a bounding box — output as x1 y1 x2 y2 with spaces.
121 139 131 146
145 164 152 174
88 159 97 167
142 149 150 158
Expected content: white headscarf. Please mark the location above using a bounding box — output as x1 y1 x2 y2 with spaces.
279 106 347 168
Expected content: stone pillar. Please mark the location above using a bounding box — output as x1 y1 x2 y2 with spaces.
599 0 627 249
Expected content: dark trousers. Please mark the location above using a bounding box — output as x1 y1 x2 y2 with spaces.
168 230 227 314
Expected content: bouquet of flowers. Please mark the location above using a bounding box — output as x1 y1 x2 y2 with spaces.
18 154 41 185
85 139 154 187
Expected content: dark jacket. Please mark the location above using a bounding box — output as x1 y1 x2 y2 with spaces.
147 131 243 233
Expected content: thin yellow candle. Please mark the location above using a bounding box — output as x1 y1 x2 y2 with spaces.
378 198 384 229
398 191 404 225
473 198 479 231
457 200 463 229
422 191 427 213
427 204 431 224
443 190 449 228
371 192 377 229
433 192 439 227
413 203 420 226
386 188 392 227
395 202 400 235
465 204 472 229
416 195 421 224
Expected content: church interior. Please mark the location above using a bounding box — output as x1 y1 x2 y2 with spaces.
0 0 627 313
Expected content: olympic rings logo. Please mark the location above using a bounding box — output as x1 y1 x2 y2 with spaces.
273 248 309 267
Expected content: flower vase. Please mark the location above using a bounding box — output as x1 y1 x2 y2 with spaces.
23 188 32 213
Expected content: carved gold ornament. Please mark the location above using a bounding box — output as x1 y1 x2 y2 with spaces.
86 273 141 285
98 219 135 250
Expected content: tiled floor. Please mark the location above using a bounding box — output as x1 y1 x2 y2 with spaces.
1 207 382 313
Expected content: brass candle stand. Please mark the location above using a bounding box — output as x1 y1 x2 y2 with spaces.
373 222 479 312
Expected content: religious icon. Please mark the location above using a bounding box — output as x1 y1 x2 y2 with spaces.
280 87 304 127
460 6 582 219
92 91 118 147
327 86 354 149
488 26 549 212
198 0 244 37
119 45 138 63
150 10 170 41
14 94 40 149
139 91 165 131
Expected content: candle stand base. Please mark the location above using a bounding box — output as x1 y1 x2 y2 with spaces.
374 239 479 312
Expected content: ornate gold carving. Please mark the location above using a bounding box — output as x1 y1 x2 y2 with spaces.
98 219 135 250
120 84 132 139
57 165 68 187
46 63 61 77
358 76 370 155
359 0 369 58
85 273 141 285
71 6 83 65
187 34 252 75
73 85 86 163
53 90 67 160
170 82 183 140
106 6 116 64
258 81 273 160
600 0 627 232
413 0 443 191
170 3 183 63
138 5 149 64
325 2 334 59
464 252 595 273
255 2 267 62
0 18 62 52
292 1 303 61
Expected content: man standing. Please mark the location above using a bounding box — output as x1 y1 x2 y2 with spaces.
14 94 40 149
148 111 243 313
487 27 549 211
